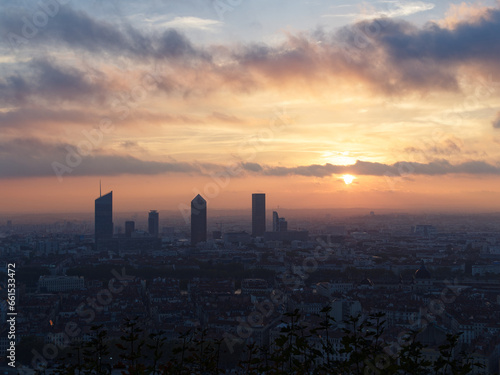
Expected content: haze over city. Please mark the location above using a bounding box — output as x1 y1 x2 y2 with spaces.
2 0 500 214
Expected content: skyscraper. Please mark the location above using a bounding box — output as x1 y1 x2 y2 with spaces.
252 193 266 237
272 211 288 232
272 211 279 232
148 210 159 237
125 221 135 238
95 191 113 241
191 194 207 245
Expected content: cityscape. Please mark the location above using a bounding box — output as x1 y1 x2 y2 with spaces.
2 0 500 373
1 190 500 373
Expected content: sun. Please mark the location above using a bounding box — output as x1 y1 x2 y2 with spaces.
342 174 355 184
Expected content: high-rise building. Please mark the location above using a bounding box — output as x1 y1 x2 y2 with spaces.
191 194 207 245
279 217 287 232
252 193 266 237
125 221 135 238
148 210 159 237
95 191 113 241
272 211 288 232
272 211 279 232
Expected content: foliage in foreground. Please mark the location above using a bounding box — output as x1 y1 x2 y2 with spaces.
30 310 484 375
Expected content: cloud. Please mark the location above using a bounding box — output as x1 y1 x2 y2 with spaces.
0 7 205 60
0 138 206 179
241 162 263 172
157 16 222 32
440 2 494 29
2 3 500 113
404 137 467 157
493 112 500 128
323 1 435 19
222 8 500 95
0 58 106 106
1 137 498 179
0 107 100 129
209 111 245 124
252 159 500 178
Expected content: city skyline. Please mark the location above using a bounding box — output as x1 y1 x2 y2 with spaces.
2 1 500 214
3 2 500 371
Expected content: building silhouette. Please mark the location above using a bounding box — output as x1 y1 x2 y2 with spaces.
272 211 288 232
252 193 266 237
191 194 207 245
95 191 113 241
148 210 159 237
125 221 135 238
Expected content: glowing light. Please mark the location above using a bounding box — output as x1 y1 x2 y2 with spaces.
342 175 355 184
322 151 357 166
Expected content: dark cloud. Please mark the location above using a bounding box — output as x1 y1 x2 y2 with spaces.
0 107 100 128
156 29 199 59
378 10 500 63
405 138 465 157
1 138 499 179
120 141 139 149
0 138 204 179
229 9 500 94
2 5 500 123
0 6 204 60
0 58 105 106
240 162 263 172
255 159 500 178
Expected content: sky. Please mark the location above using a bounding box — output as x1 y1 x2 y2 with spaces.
2 0 500 214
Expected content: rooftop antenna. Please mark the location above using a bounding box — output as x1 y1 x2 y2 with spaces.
100 180 102 197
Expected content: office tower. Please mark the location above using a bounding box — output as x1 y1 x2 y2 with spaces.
148 210 159 237
272 211 288 232
279 217 287 232
191 194 207 245
252 193 266 237
95 191 113 241
273 211 279 232
125 221 135 238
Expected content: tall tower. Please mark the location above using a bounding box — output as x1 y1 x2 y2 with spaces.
273 211 279 232
191 194 207 245
252 193 266 237
148 210 159 237
125 221 135 238
273 211 288 232
95 191 113 241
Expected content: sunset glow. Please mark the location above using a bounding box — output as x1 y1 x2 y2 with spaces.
342 175 355 185
1 1 500 214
